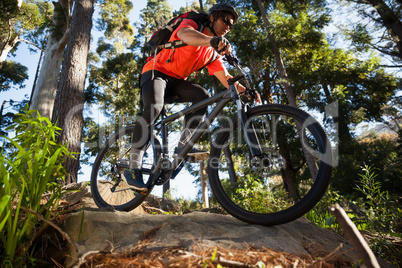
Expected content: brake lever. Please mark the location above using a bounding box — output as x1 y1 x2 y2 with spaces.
224 53 239 66
247 88 257 100
225 54 259 102
241 88 257 102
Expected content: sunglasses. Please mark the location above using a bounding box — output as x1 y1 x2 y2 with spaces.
221 17 234 29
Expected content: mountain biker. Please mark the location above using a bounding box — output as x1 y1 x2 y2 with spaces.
123 3 261 192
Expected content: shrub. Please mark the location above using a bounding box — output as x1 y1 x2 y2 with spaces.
354 164 401 265
307 164 401 266
0 109 73 267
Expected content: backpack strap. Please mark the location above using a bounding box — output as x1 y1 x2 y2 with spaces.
158 18 206 52
158 40 186 50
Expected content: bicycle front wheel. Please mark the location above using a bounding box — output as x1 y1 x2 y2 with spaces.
90 125 160 211
209 104 333 226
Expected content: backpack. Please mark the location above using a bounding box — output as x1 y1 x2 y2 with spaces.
145 11 210 62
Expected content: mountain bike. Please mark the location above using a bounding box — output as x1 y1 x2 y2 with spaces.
90 54 333 226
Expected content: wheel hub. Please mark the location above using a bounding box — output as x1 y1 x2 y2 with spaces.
250 154 271 170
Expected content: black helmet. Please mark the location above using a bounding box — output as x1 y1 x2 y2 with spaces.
209 3 238 22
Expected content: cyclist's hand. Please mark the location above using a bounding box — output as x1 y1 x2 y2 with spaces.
241 88 261 104
210 36 231 55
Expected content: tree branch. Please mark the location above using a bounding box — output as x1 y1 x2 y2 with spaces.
371 43 402 59
19 205 78 254
329 204 380 268
379 64 402 68
17 39 45 52
57 28 70 52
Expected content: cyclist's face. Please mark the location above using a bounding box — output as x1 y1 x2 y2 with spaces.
214 14 234 36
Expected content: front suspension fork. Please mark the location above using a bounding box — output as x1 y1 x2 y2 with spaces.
228 76 263 158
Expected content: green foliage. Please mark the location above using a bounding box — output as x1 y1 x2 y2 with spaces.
305 188 344 231
355 165 400 234
221 178 291 214
0 0 53 57
136 0 172 38
333 131 401 196
96 0 134 45
308 165 401 266
337 0 402 63
0 61 28 92
176 196 203 213
0 109 73 266
354 165 401 265
0 99 30 138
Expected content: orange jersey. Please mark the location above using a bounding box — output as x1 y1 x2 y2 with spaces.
142 19 225 79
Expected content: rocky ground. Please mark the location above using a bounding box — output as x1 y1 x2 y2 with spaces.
41 182 394 268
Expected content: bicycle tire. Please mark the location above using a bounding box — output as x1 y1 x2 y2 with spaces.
91 125 161 211
208 104 333 226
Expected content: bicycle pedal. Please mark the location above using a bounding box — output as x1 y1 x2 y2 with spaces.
133 190 148 196
116 160 129 169
111 164 121 177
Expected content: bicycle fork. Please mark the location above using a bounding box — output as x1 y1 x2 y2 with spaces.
228 76 262 154
228 76 268 168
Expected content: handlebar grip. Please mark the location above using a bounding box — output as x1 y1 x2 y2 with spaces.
227 74 245 85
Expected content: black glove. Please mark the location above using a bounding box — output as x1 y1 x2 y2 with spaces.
210 36 230 53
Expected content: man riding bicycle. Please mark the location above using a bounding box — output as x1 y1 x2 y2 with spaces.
123 3 261 192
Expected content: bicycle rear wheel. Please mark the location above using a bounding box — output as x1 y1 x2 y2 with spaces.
90 125 160 211
209 104 333 226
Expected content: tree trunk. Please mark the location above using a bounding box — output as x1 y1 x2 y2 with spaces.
0 43 14 68
200 160 209 208
0 0 19 68
53 0 94 184
223 145 237 186
30 0 69 119
255 0 319 180
198 0 204 13
278 135 300 200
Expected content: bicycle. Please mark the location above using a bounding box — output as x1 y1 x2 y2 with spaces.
90 54 333 226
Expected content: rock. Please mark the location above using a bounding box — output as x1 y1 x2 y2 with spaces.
54 183 393 268
61 182 91 205
61 210 362 267
60 182 146 214
61 182 180 214
144 194 181 213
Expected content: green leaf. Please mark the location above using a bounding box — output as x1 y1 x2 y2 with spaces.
0 195 11 231
211 246 218 262
325 216 335 226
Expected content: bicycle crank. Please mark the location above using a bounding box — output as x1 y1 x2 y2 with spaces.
153 157 173 185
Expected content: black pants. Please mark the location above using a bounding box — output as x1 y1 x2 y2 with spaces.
131 70 211 149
